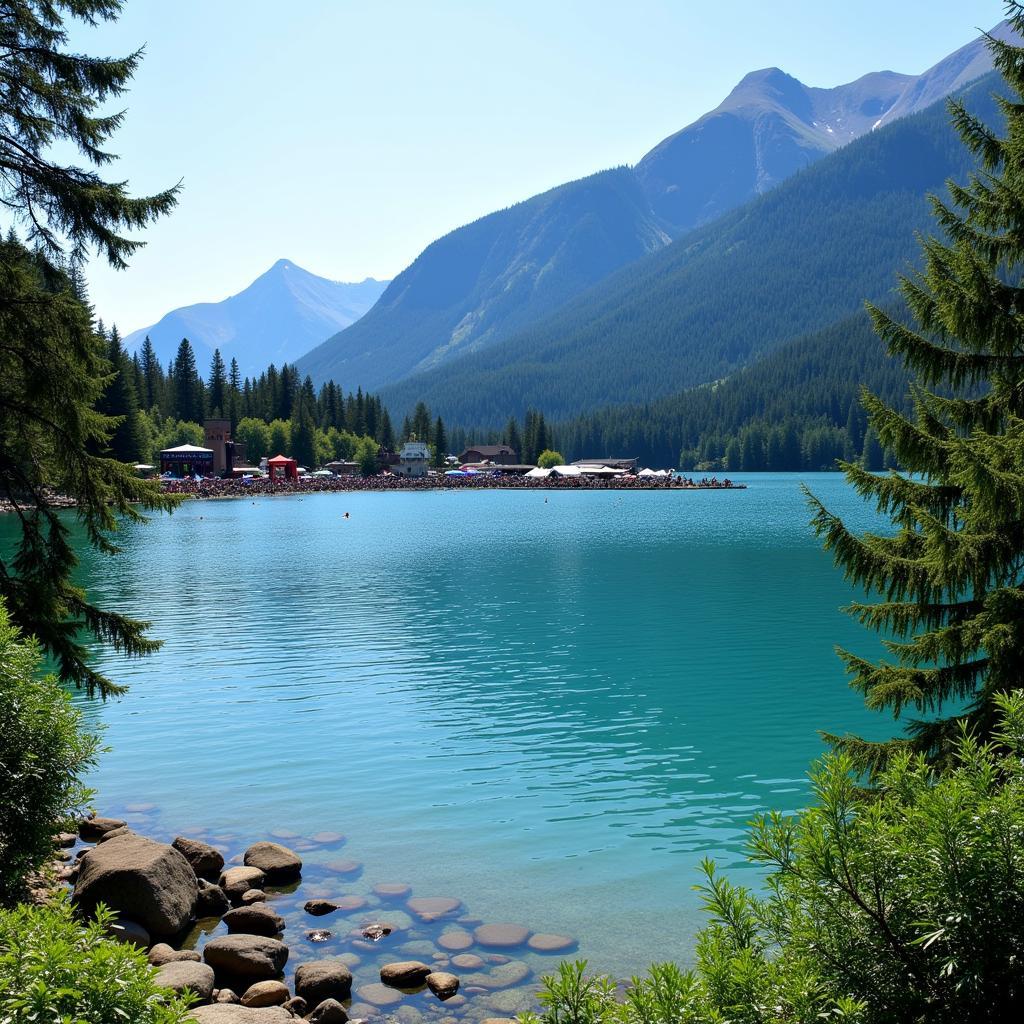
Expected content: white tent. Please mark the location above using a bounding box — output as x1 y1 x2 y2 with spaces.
551 465 583 477
525 467 551 478
638 467 658 477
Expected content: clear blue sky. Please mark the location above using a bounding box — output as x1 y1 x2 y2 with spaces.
71 0 1005 334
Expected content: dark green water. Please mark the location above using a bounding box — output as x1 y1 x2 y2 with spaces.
9 473 892 1007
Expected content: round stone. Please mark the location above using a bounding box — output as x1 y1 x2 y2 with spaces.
324 859 362 875
358 982 404 1006
374 882 411 899
241 979 290 1007
310 831 346 845
527 933 577 953
437 930 473 952
473 924 530 949
407 897 461 921
452 954 485 969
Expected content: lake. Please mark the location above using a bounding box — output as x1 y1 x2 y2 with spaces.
44 473 889 1011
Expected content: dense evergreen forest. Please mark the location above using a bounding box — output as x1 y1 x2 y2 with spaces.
380 71 1001 425
98 329 391 469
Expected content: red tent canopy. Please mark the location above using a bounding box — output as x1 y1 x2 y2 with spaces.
267 454 298 481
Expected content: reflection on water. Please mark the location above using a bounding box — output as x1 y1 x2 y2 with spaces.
41 473 887 977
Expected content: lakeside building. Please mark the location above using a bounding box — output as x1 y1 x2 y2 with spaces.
325 460 359 476
159 444 214 477
396 439 431 477
573 457 639 472
459 444 517 465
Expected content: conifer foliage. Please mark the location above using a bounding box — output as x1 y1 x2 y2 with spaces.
808 8 1024 773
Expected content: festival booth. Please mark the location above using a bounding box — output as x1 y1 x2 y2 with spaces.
159 444 214 478
267 454 299 482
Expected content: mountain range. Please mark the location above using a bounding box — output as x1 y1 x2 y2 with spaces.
297 21 1011 396
124 261 388 379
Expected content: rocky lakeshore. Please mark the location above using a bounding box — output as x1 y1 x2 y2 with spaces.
53 809 579 1022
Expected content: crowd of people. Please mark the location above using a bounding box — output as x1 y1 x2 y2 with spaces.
158 471 743 500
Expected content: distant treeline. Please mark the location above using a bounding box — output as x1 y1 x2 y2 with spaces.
98 332 392 468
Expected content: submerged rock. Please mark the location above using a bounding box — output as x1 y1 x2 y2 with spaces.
407 897 461 921
373 882 411 900
308 997 347 1023
108 918 149 948
437 930 473 952
240 889 267 905
361 923 391 941
73 834 196 938
196 879 231 919
188 1007 292 1022
473 924 530 949
527 933 577 953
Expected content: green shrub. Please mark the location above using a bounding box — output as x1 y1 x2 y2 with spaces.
523 692 1024 1024
0 900 192 1022
0 600 99 904
537 449 565 469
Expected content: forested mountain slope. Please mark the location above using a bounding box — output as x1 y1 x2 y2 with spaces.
300 24 1006 393
298 168 669 390
380 71 1001 425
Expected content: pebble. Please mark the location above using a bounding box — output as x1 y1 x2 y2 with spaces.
358 982 405 1006
310 830 346 845
407 896 461 921
374 882 412 899
451 954 485 969
324 858 363 875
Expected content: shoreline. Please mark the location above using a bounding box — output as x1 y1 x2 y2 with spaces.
59 804 580 1020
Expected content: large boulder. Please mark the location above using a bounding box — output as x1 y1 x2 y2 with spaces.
73 834 196 938
149 943 202 966
174 836 225 879
293 959 353 1004
242 842 302 883
219 866 266 903
188 1007 292 1022
380 960 431 987
223 904 286 937
203 934 289 980
155 961 216 1003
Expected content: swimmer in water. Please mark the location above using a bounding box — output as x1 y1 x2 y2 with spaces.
343 512 350 519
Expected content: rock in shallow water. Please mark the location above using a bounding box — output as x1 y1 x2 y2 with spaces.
527 933 577 953
437 930 473 952
155 960 216 1002
243 841 302 883
73 834 196 938
240 980 289 1007
426 971 460 1000
196 879 230 919
174 836 225 879
223 903 286 937
108 918 149 948
294 958 354 1004
407 897 461 921
149 943 202 966
188 1006 292 1022
219 866 266 903
78 815 126 841
357 982 403 1007
203 934 289 979
473 924 530 949
380 960 432 987
308 998 348 1023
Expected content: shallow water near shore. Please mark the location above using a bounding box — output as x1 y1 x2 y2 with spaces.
18 473 892 1007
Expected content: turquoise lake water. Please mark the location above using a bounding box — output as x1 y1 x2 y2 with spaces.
24 473 892 1005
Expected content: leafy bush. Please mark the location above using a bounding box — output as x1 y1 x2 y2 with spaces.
522 692 1024 1024
0 900 192 1022
0 600 98 904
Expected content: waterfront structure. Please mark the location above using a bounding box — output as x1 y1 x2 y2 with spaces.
203 419 232 475
159 444 214 478
573 457 639 472
460 444 517 465
396 439 431 477
325 460 359 476
267 454 299 481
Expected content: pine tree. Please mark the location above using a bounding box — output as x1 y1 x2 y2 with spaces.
411 401 431 441
378 408 395 449
432 416 447 467
95 325 145 462
504 416 522 460
208 348 227 417
227 357 242 432
808 12 1024 773
172 338 204 424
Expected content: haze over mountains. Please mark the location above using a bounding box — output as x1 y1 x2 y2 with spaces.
298 21 1010 396
124 260 388 379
